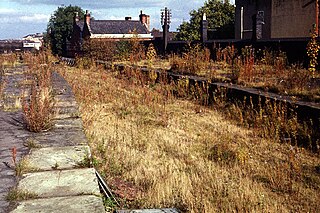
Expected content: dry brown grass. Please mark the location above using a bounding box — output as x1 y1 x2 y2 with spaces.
167 45 320 103
21 51 55 132
58 64 320 212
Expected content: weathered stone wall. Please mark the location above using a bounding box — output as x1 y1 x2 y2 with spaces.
271 0 316 38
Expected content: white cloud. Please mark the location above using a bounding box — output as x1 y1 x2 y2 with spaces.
0 8 16 13
19 14 50 23
9 0 164 9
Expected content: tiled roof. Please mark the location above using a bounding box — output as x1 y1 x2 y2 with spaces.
77 22 84 30
88 20 149 34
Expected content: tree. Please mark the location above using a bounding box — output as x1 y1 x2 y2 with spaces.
46 5 84 55
176 0 235 41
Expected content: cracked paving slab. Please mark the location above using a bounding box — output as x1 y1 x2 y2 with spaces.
11 195 105 213
26 146 91 171
17 168 100 198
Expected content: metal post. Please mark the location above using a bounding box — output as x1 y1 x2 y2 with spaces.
240 6 244 40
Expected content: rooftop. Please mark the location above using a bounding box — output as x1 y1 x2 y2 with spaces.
88 20 149 34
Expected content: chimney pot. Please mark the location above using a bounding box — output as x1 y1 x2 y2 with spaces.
139 11 150 32
85 10 91 25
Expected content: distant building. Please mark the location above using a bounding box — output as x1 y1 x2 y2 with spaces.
235 0 318 40
151 29 176 41
22 33 43 50
0 40 22 53
69 10 153 56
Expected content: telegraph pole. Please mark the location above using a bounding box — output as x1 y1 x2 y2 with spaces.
161 7 171 55
317 0 319 36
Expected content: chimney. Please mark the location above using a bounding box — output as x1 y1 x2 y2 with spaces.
125 17 132 21
85 10 91 25
73 12 79 24
139 10 150 31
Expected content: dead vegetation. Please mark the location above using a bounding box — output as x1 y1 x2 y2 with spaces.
58 63 320 212
21 51 55 132
168 44 320 103
0 54 18 101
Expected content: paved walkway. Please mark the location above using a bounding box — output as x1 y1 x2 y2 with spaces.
0 65 179 213
0 66 104 212
0 66 31 212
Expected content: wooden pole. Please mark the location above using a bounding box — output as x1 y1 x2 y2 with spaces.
317 0 319 36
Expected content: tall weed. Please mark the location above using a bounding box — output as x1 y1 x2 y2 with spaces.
22 52 55 132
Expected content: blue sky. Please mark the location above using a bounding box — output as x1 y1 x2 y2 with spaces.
0 0 235 39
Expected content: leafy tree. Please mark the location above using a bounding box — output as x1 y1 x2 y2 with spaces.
176 0 235 41
46 5 84 55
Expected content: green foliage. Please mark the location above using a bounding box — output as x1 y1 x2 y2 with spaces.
176 0 235 41
103 197 117 211
46 5 84 55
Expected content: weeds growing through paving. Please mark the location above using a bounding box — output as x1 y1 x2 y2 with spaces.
14 157 33 176
58 62 320 212
0 54 18 102
21 51 55 132
6 188 38 201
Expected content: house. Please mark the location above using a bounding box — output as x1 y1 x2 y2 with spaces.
22 33 43 50
151 28 176 41
69 10 153 56
235 0 318 40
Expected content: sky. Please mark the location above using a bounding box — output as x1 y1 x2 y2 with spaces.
0 0 235 40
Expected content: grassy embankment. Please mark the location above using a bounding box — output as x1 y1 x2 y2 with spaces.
58 61 320 212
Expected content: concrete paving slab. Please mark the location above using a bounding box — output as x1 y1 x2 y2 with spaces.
31 129 88 148
54 106 80 119
18 168 100 198
11 195 105 213
27 146 90 171
53 118 83 129
54 98 78 108
0 110 30 212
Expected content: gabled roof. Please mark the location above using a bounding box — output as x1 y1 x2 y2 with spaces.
23 33 43 39
88 20 149 34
